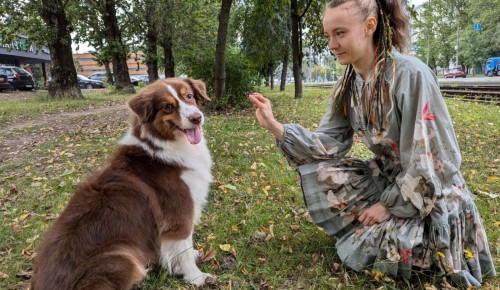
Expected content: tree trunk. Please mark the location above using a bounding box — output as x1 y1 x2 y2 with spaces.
290 0 303 99
39 0 83 99
280 49 289 91
162 35 175 78
104 61 113 84
101 0 135 93
144 0 159 82
269 63 274 90
212 0 233 107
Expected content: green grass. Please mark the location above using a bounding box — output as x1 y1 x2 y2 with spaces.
0 87 498 289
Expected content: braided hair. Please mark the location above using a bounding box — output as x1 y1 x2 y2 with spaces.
328 0 409 130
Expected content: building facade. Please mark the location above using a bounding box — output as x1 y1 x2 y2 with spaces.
73 52 148 77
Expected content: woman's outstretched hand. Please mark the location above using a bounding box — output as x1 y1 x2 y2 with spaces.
358 202 391 226
247 93 285 141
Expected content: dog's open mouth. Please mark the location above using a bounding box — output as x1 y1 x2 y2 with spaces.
180 126 202 144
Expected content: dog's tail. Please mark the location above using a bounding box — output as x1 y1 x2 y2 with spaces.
70 242 149 290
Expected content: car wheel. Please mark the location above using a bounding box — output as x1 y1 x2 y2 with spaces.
86 84 93 89
487 71 493 77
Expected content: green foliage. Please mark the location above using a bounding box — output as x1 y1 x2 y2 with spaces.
184 46 260 109
412 0 500 70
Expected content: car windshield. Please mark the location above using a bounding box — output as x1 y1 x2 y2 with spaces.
78 75 91 80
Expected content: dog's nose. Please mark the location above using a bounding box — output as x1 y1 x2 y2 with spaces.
189 113 202 125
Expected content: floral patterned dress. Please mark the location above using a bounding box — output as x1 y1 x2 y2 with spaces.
277 51 496 287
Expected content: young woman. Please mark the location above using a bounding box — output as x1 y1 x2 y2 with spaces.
248 0 496 287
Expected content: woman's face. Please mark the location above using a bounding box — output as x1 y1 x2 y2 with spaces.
323 3 376 66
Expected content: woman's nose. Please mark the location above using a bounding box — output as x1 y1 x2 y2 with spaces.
328 38 339 50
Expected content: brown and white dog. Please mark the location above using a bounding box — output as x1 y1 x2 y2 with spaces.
30 78 215 289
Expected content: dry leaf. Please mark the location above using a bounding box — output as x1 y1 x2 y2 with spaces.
201 248 217 263
219 244 231 252
16 270 32 280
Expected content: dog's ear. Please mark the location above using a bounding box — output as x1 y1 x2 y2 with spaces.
127 93 155 123
185 78 211 102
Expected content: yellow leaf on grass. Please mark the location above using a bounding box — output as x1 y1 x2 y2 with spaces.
231 224 239 232
219 244 231 252
488 176 498 183
19 211 30 222
494 221 500 227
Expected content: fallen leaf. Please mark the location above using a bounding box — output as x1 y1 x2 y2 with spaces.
201 248 217 263
16 270 32 280
221 253 237 269
18 211 30 222
332 263 341 273
219 244 231 252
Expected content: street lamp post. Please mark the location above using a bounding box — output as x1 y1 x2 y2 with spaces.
456 25 459 67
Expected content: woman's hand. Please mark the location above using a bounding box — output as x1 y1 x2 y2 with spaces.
247 93 285 141
358 202 391 226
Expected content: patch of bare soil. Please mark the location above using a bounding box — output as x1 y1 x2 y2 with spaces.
0 89 38 101
0 102 128 164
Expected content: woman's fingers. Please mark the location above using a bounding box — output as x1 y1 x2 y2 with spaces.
248 93 269 107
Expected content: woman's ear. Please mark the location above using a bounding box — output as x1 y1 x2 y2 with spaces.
365 16 377 35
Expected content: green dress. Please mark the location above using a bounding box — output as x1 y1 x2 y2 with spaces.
277 51 496 287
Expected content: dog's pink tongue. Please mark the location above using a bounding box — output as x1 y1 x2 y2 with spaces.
185 127 202 144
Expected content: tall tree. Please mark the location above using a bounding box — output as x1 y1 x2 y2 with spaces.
213 0 233 105
0 0 83 99
143 0 159 82
39 0 83 99
99 0 135 93
238 0 291 91
290 0 314 99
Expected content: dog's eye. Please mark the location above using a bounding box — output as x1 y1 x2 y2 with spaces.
186 93 194 100
164 104 175 111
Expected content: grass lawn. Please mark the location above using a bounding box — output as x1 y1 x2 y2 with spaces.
0 87 498 289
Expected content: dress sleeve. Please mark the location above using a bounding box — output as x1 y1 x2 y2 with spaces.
379 65 461 219
276 97 354 166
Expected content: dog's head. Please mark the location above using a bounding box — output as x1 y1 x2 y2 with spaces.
127 78 210 146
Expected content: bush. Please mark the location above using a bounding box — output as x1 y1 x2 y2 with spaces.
183 46 260 110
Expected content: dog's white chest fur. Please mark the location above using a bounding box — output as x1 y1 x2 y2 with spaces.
120 132 212 222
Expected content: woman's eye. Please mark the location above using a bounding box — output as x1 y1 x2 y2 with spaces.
336 31 345 37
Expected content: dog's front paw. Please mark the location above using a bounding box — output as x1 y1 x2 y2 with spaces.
185 272 217 287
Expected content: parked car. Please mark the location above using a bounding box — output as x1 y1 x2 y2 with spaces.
130 76 140 86
0 74 13 91
136 74 166 85
137 74 149 84
77 74 104 89
444 68 466 78
87 72 112 84
88 72 141 86
0 65 35 90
